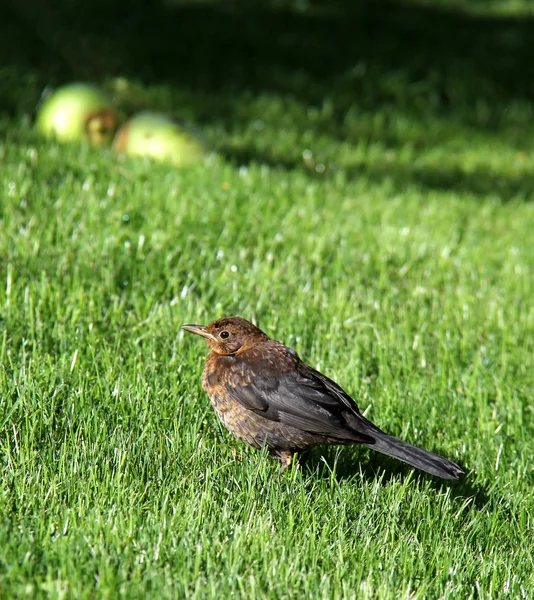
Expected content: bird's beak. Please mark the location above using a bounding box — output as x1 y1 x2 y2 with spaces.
181 324 215 340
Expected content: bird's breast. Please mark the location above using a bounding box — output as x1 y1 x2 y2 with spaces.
202 355 236 414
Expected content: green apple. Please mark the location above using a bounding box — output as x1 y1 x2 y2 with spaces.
113 112 208 166
36 82 117 145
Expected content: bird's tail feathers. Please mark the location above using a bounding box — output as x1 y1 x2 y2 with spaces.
365 429 464 480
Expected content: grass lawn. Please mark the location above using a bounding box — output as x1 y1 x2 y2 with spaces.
1 0 533 597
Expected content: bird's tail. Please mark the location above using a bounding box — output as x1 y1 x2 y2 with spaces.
364 429 464 480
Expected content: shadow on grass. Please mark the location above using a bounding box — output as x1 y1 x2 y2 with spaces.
224 150 534 203
4 0 534 119
4 0 534 201
302 444 491 509
342 161 534 202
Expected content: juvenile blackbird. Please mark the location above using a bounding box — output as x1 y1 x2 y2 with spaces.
182 316 464 479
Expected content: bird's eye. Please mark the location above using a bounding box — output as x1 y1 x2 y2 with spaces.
219 331 230 339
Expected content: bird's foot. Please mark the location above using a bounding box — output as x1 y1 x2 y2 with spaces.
279 451 294 472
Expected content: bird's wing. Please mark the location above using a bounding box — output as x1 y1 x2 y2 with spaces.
222 347 375 441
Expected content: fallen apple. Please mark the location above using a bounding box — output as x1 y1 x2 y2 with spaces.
36 82 117 145
113 112 208 166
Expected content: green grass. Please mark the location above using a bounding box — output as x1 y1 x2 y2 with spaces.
1 0 534 598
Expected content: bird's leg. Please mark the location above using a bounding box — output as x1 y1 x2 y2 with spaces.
231 446 242 462
269 448 295 471
279 450 294 472
296 450 310 464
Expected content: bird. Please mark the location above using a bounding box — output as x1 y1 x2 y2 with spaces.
182 316 464 479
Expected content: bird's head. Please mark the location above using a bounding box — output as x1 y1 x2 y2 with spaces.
182 316 268 355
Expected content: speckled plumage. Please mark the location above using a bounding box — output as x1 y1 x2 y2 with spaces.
203 343 364 463
183 316 464 478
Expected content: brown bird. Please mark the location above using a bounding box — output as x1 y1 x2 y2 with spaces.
182 316 464 479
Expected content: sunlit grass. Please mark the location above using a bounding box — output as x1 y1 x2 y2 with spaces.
1 0 534 597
